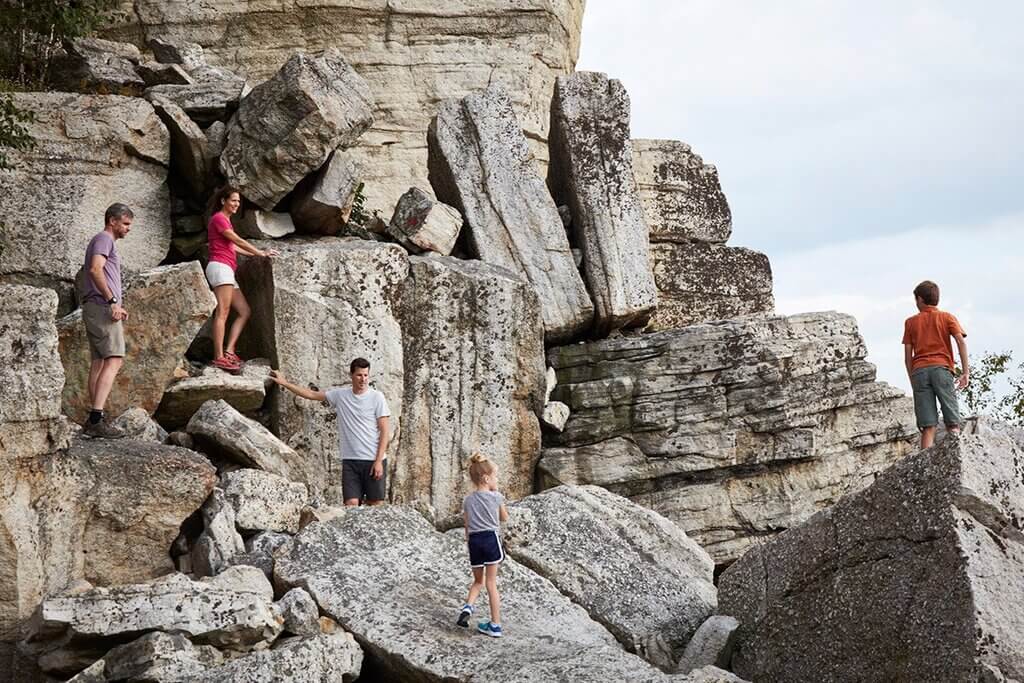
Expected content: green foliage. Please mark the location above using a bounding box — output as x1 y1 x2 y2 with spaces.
346 181 380 229
0 0 124 89
958 350 1024 427
0 89 34 169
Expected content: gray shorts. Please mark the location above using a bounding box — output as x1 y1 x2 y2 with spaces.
82 301 125 359
341 459 386 502
911 365 961 429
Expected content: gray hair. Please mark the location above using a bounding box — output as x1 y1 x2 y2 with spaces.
104 203 134 225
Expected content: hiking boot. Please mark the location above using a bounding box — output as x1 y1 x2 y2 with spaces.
83 419 126 439
476 621 502 638
212 356 241 374
457 605 473 628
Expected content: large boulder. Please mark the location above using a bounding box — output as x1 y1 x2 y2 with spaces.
186 399 307 482
505 486 717 669
289 151 359 236
190 488 245 578
0 285 70 459
548 71 657 333
155 359 271 430
0 93 170 295
540 312 917 564
648 242 774 330
25 567 282 676
275 505 692 682
236 239 407 503
0 439 216 643
150 97 213 197
58 262 216 423
54 37 145 95
65 632 223 683
632 139 731 244
720 419 1024 683
220 49 374 210
144 80 246 126
427 85 592 342
386 187 462 256
221 469 308 534
117 1 585 215
394 256 545 525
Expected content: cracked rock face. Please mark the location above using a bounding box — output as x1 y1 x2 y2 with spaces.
720 419 1024 683
428 85 593 342
395 256 545 526
504 485 717 669
0 93 170 293
548 71 657 333
118 0 585 215
540 312 917 564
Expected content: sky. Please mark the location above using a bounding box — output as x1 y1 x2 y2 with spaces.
577 1 1024 393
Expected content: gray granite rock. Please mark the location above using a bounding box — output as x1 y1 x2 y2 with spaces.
236 239 406 503
109 407 168 443
540 312 917 564
0 93 170 291
387 187 462 255
632 139 732 244
55 37 144 95
274 588 320 637
676 616 739 674
155 359 271 430
66 632 223 683
720 419 1024 683
137 61 194 87
147 37 206 70
428 85 593 342
0 440 216 642
0 285 70 459
186 399 307 483
233 209 296 240
145 80 246 126
191 488 246 578
220 49 373 210
548 71 657 333
274 505 689 682
394 256 545 525
505 486 716 669
289 151 359 236
58 262 216 423
648 241 774 330
151 97 211 196
197 631 362 683
222 469 308 534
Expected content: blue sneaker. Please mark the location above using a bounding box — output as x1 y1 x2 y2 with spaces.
457 604 473 628
477 621 503 638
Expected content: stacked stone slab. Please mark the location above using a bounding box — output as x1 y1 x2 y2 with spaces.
116 0 586 214
0 286 70 459
632 139 773 329
539 312 917 565
395 256 545 525
428 85 593 342
548 71 658 333
719 419 1024 683
0 94 170 311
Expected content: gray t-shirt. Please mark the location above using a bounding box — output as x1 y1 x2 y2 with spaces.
82 231 121 305
325 387 391 461
463 490 504 533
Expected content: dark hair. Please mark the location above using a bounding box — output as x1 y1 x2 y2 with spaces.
104 203 134 225
350 357 370 373
205 185 242 221
913 280 940 306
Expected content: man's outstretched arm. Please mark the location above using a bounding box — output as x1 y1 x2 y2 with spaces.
270 370 327 402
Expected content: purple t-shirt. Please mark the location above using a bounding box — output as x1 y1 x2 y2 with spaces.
82 232 121 305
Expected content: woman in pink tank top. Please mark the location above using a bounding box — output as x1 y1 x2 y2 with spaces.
204 186 278 372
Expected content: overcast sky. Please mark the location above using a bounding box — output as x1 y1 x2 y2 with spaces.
578 1 1024 393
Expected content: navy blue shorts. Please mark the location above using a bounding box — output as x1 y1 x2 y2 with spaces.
467 530 504 568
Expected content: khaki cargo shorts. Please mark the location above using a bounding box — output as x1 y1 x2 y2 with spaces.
82 301 126 359
910 365 961 429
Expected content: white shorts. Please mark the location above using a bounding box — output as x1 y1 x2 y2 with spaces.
205 261 239 289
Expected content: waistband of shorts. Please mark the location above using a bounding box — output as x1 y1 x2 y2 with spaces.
468 529 499 537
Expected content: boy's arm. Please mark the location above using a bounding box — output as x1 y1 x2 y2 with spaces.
904 344 914 381
954 333 969 389
269 370 327 402
498 503 509 523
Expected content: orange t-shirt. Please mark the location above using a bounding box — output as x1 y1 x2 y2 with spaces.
902 306 966 372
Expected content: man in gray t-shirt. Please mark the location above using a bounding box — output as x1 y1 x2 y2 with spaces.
270 357 391 506
78 203 133 439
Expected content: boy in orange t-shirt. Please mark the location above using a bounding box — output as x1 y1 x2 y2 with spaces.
902 280 969 448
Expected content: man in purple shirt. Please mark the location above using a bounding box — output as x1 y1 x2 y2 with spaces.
78 203 133 438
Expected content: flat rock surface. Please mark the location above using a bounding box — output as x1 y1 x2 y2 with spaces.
275 505 682 682
156 360 270 430
505 485 716 669
394 256 545 525
222 469 308 534
0 93 170 288
720 419 1024 683
59 263 216 423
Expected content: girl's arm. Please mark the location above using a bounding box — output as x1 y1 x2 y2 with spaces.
498 503 509 523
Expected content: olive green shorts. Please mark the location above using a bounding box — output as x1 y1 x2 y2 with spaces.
82 301 126 360
910 365 961 430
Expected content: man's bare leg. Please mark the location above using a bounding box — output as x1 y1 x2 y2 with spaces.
920 425 936 449
87 358 104 408
92 357 124 411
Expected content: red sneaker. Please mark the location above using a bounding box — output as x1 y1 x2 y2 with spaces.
224 351 242 364
212 356 241 374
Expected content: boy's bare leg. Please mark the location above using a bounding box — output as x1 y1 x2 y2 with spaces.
466 567 484 606
920 426 936 449
484 564 501 625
